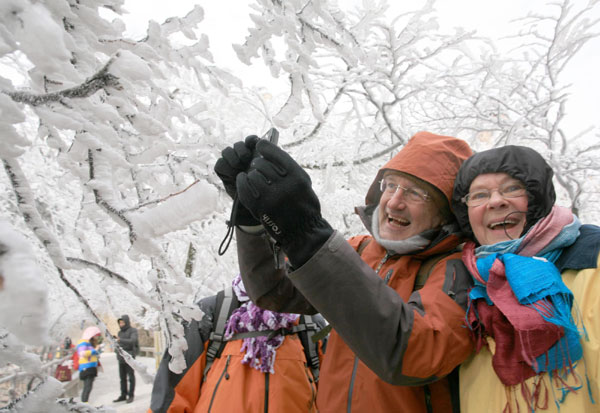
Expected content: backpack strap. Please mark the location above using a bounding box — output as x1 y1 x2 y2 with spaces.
414 251 456 290
356 237 372 256
298 315 321 382
203 288 321 381
203 287 238 380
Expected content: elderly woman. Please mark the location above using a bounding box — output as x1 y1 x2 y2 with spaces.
451 145 600 412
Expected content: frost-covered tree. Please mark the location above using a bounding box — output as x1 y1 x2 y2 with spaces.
439 0 600 219
0 221 77 413
1 0 599 410
234 0 600 226
232 0 492 234
0 0 268 409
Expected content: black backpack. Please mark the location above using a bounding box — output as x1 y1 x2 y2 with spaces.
203 287 322 382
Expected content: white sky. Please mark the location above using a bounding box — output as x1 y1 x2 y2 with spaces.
119 0 600 136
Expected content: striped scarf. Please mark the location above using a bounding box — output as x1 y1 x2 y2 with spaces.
224 274 299 373
464 206 583 388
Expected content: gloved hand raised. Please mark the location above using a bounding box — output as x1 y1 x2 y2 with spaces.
236 140 333 268
213 135 260 226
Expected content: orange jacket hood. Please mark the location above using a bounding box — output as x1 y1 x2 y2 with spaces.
365 131 473 207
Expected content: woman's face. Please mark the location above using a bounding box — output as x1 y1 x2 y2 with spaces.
467 173 529 245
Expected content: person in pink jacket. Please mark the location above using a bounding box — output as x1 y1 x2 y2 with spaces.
76 326 102 403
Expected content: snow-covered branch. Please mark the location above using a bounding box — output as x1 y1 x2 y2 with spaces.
4 57 120 106
65 257 160 311
2 158 69 268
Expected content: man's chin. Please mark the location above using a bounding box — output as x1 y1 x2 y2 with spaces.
380 225 412 241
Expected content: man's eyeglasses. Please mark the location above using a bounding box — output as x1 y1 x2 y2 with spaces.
379 178 431 203
461 183 527 207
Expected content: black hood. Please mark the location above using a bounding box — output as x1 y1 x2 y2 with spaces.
451 145 556 239
118 314 131 330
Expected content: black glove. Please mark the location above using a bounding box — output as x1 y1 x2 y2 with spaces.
213 135 260 226
236 140 333 268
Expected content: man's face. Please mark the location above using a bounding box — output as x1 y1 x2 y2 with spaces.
377 173 444 241
119 320 126 328
467 173 528 245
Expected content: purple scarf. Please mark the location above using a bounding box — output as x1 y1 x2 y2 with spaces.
224 274 299 373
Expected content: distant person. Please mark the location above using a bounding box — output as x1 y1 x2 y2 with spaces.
54 336 74 382
77 326 102 403
149 273 327 412
113 314 139 404
62 336 73 357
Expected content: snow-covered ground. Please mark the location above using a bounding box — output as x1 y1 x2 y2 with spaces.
80 352 157 412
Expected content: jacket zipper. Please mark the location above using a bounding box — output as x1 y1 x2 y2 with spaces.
424 385 432 413
304 363 316 410
347 253 392 412
374 253 391 273
347 357 359 413
208 355 231 413
264 372 269 413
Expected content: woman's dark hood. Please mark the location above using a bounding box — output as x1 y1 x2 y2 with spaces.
451 145 556 239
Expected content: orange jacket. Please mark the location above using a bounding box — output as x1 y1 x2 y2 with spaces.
149 298 321 413
311 234 472 412
197 338 317 412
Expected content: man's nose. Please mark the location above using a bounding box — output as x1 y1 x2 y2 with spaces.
387 187 408 207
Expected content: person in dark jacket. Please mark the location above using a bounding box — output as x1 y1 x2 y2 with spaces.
213 132 475 412
113 314 138 404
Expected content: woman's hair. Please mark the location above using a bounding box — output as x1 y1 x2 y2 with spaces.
451 145 556 239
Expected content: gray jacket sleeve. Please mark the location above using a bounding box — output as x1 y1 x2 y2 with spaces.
289 231 472 385
236 228 317 314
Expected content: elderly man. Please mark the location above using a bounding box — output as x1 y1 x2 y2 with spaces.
214 131 474 412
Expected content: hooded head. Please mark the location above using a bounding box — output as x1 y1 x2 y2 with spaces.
359 132 472 249
366 132 473 209
451 145 555 241
118 314 131 330
365 131 472 226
